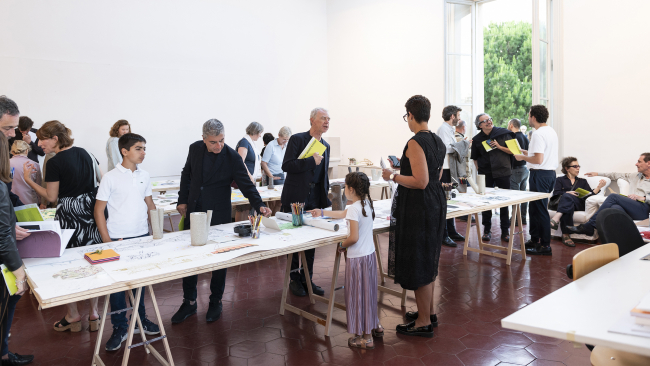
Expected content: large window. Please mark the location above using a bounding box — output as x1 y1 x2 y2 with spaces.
533 0 552 113
445 1 475 127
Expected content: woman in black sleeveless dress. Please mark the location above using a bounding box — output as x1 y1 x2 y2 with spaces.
383 95 446 338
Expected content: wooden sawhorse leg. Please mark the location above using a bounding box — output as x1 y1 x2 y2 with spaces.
91 287 175 366
462 204 526 265
373 233 408 306
279 249 347 336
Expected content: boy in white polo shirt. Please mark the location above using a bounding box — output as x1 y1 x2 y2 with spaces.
94 133 160 351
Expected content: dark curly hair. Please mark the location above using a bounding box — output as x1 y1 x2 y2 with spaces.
109 119 131 137
560 156 578 175
529 105 549 123
405 95 431 123
344 172 375 219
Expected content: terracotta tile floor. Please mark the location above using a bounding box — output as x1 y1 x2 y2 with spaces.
11 217 594 366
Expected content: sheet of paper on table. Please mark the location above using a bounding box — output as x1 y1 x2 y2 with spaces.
609 314 650 339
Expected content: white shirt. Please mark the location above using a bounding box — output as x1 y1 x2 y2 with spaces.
526 125 558 170
436 122 456 169
96 163 152 239
345 200 376 258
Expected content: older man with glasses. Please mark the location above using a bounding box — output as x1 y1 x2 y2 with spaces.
470 113 517 242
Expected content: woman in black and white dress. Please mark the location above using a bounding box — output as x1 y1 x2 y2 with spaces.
23 120 102 333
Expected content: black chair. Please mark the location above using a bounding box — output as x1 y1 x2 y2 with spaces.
566 208 645 280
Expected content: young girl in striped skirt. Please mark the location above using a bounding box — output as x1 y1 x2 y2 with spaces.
310 172 383 349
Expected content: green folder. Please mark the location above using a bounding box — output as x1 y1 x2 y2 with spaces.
1 265 17 296
14 204 44 222
575 188 592 199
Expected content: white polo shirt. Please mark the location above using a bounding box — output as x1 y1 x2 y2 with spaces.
526 125 558 170
96 163 152 239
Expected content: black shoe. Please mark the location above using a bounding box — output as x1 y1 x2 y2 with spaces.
449 233 465 242
404 312 438 327
396 321 434 338
482 232 492 241
522 218 527 225
206 301 223 322
2 352 34 365
566 224 595 236
136 317 160 335
171 299 197 324
302 281 325 296
290 280 307 297
442 237 457 247
524 239 539 249
526 245 552 256
501 234 510 242
105 327 128 351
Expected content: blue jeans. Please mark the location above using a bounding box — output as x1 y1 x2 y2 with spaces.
510 166 529 220
0 276 21 356
110 233 149 329
587 194 650 228
529 169 556 246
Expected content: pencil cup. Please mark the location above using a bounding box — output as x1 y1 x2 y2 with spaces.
268 176 275 189
151 208 164 239
190 212 208 246
477 174 486 195
458 182 467 193
292 213 303 226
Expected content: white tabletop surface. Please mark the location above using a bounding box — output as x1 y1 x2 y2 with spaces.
502 243 650 356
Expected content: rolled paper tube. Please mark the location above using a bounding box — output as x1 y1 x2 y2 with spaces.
157 208 164 238
466 176 480 194
206 210 213 231
151 209 163 239
276 212 340 232
190 212 208 246
477 174 486 195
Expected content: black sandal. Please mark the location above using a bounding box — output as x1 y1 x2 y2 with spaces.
53 316 82 332
562 235 575 247
371 325 384 338
550 219 559 230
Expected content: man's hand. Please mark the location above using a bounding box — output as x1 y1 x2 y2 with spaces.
259 207 272 217
313 153 323 165
489 140 501 149
520 149 528 156
22 132 32 144
584 172 598 177
15 225 30 240
176 204 187 218
513 154 524 161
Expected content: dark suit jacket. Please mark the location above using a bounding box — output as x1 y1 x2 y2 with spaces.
178 141 265 228
281 131 331 211
8 128 45 163
552 176 593 199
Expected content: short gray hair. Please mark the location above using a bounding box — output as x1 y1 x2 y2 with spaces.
203 119 224 137
0 96 19 120
310 108 328 120
474 113 490 129
278 126 292 138
457 120 466 128
245 122 264 136
509 118 521 129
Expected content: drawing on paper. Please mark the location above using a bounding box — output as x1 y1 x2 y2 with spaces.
52 266 103 280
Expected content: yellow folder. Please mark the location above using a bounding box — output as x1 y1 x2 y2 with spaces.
1 265 18 296
298 137 327 159
505 139 522 155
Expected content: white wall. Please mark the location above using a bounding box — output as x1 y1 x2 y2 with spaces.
0 0 327 177
326 0 444 166
562 0 650 174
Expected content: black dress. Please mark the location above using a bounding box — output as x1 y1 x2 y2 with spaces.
388 132 447 290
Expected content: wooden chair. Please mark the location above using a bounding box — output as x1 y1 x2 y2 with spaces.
572 244 650 365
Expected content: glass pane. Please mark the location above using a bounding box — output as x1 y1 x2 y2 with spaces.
539 41 547 99
447 55 473 105
540 99 548 106
539 0 547 41
458 107 473 132
447 3 472 54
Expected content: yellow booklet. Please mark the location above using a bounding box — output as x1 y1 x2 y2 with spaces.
482 140 494 152
298 137 327 159
505 139 522 155
1 265 18 296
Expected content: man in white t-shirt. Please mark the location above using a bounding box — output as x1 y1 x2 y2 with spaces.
514 105 558 255
94 133 160 351
436 105 465 247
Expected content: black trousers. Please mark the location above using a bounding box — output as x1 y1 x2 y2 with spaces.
442 169 459 236
289 184 323 283
481 173 511 233
556 193 586 234
0 275 20 356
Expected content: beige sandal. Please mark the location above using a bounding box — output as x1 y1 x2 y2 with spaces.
89 316 101 332
53 316 82 332
348 336 374 349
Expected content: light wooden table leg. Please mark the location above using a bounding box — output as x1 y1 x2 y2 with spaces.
475 213 484 251
301 251 316 305
462 213 473 256
518 204 526 260
127 289 150 354
505 204 518 265
279 253 293 316
148 285 175 366
92 294 110 366
121 287 142 366
373 234 387 285
324 248 342 336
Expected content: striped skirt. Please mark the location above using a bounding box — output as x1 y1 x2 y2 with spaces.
56 192 102 248
345 252 380 335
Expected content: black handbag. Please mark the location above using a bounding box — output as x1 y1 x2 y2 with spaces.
548 179 578 211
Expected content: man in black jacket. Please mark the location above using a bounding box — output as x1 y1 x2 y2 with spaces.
507 118 530 225
281 108 331 297
471 113 516 242
172 119 271 324
8 116 45 163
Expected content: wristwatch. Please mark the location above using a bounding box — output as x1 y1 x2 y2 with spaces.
389 173 397 181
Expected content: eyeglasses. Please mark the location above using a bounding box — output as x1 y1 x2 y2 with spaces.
479 118 493 125
569 165 581 169
403 113 408 122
